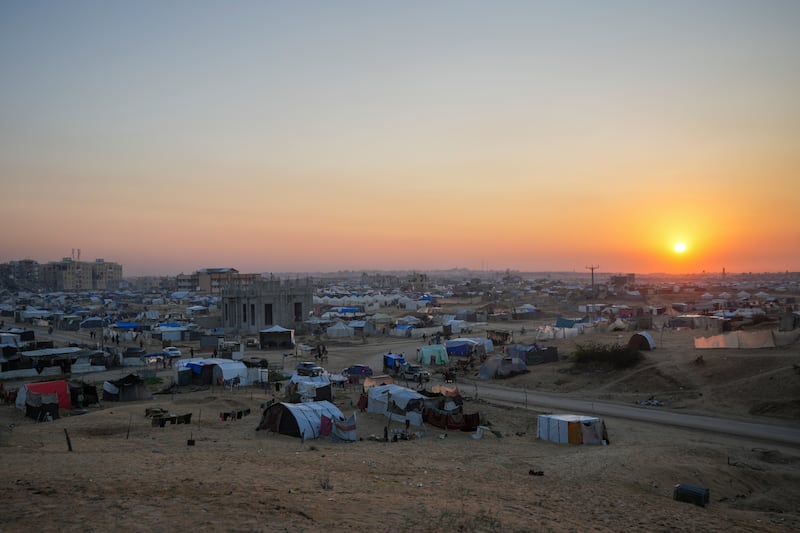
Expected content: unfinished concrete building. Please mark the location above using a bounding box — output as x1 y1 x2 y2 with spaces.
221 277 314 335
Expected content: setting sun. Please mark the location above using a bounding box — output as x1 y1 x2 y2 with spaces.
674 242 687 254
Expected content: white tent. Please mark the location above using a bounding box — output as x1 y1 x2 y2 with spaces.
367 384 425 426
326 322 354 338
257 401 346 440
174 358 251 386
537 414 607 445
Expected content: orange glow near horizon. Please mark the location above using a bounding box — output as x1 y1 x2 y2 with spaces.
0 4 798 276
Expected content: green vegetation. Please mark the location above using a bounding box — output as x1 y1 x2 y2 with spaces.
573 342 643 370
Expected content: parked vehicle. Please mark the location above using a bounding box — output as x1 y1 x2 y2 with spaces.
402 364 431 382
163 347 182 358
342 364 373 377
296 361 324 377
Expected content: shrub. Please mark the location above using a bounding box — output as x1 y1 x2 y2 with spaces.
573 342 643 370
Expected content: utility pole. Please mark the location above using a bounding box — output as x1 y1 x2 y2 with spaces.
586 264 599 299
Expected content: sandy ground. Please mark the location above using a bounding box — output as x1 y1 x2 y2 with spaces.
1 308 799 532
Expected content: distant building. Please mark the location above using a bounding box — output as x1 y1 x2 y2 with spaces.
176 267 261 295
40 258 122 291
609 274 636 291
0 259 41 290
221 277 314 334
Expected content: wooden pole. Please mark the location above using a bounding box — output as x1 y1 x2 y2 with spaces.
64 428 73 452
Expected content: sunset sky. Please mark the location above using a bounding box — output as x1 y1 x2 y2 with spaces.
2 1 798 277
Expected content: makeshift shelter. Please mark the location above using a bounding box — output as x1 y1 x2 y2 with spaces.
286 373 332 402
537 414 608 445
694 329 799 349
321 411 358 442
418 345 449 366
421 386 480 431
555 317 589 329
69 382 99 407
24 392 60 421
259 325 295 348
478 355 529 380
325 322 355 338
362 374 394 391
367 384 426 426
256 400 348 440
15 380 71 411
506 344 558 365
445 338 487 358
628 331 656 351
102 374 153 402
175 358 251 386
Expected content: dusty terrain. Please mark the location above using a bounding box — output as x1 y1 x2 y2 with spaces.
1 302 799 532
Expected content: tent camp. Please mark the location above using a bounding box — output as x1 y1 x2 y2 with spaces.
537 414 608 445
417 344 449 366
256 400 351 440
102 374 153 402
367 384 426 426
628 331 656 351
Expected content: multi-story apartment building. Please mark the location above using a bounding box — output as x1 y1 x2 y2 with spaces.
39 258 122 291
177 268 262 295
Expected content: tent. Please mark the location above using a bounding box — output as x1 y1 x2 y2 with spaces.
175 358 251 386
694 329 797 349
259 325 295 348
478 355 529 380
24 392 61 421
506 344 558 365
15 380 71 411
325 322 355 338
555 317 589 329
321 411 358 442
421 387 480 431
362 374 394 391
537 414 608 445
445 338 486 358
367 384 426 427
102 374 153 402
286 373 332 402
418 345 449 366
256 400 347 440
79 317 107 329
69 382 99 407
628 331 656 351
